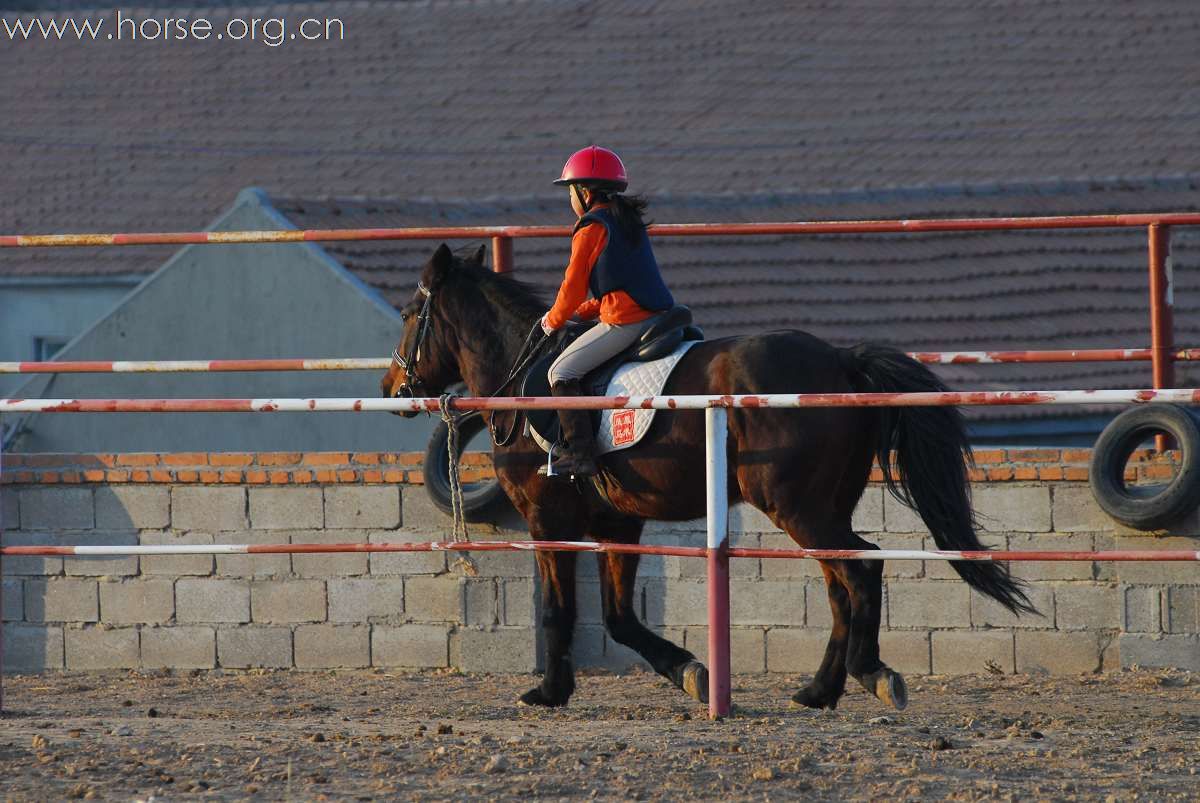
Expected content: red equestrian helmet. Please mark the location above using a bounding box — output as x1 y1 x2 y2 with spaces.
553 145 629 192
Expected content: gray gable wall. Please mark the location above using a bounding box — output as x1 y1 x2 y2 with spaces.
6 190 436 453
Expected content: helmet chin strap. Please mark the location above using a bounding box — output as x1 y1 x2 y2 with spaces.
573 184 593 213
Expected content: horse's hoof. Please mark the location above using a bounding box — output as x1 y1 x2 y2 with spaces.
518 686 570 708
790 685 839 710
857 667 908 711
681 662 709 704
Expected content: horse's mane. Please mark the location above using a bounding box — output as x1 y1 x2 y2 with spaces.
445 252 547 367
452 253 547 322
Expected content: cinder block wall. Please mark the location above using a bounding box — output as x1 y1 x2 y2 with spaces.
1 450 1196 675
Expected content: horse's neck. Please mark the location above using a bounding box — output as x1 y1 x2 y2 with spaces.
455 308 539 398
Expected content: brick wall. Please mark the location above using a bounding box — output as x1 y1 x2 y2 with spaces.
2 450 1196 675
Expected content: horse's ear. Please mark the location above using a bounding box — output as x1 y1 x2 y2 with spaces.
470 244 486 266
429 243 454 284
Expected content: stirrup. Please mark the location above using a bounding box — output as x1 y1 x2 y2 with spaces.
537 443 560 477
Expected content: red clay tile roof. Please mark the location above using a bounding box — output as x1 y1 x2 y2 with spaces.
272 176 1200 421
3 0 1200 279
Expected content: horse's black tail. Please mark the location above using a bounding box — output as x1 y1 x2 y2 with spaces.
844 343 1037 615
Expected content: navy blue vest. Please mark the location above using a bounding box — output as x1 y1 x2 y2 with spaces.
576 207 674 313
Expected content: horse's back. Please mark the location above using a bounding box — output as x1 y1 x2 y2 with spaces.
669 330 853 396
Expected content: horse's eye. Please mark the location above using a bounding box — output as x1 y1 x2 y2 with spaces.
401 312 411 322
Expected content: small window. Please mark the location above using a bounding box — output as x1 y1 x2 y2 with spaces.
33 337 69 362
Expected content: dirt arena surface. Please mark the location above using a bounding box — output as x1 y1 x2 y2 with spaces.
1 667 1196 801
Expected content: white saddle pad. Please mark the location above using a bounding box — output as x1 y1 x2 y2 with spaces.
530 340 698 456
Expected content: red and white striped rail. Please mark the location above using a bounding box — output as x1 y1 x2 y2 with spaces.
5 349 1200 375
4 388 1200 413
2 541 1197 562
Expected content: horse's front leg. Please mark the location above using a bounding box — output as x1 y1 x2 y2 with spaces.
519 548 578 707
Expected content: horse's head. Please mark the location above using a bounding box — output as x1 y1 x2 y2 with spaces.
380 242 487 416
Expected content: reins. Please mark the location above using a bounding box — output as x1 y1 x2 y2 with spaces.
487 319 552 447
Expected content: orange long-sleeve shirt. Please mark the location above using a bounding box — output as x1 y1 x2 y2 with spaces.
544 211 657 330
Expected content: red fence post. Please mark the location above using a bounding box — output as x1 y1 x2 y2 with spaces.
491 236 513 273
1148 224 1175 451
705 407 731 719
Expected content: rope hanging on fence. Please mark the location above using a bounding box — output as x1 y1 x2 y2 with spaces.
438 394 477 576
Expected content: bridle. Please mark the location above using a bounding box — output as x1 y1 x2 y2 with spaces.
390 281 434 399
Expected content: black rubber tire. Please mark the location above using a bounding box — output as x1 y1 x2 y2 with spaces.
1089 404 1200 530
424 410 513 522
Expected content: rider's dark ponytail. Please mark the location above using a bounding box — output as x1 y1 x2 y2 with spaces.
592 192 650 243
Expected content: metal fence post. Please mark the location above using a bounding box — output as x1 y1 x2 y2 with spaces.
705 405 731 719
1148 224 1175 451
491 235 513 273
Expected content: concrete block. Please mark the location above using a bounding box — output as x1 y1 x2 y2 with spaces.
2 579 23 621
63 531 139 577
328 577 404 623
214 530 291 578
0 532 63 575
805 580 834 629
95 486 169 530
141 626 215 669
2 624 64 672
372 624 451 668
973 486 1051 533
1165 586 1199 634
1115 536 1200 584
683 626 766 673
217 626 293 669
1118 633 1200 671
172 487 246 531
1 488 17 531
369 529 447 576
251 580 326 623
1007 534 1096 581
398 486 450 533
879 630 931 675
571 624 609 669
290 529 369 577
634 531 684 579
765 628 827 673
852 487 885 533
1122 586 1162 633
600 626 686 673
294 624 370 668
24 579 98 622
575 579 604 625
100 579 174 624
970 585 1053 629
139 531 214 576
248 487 324 529
20 487 93 530
1016 631 1103 674
457 626 538 673
758 532 823 579
888 580 970 629
325 486 400 529
502 578 536 627
1051 486 1113 533
729 503 778 534
176 578 250 623
1054 584 1120 630
404 575 463 623
884 493 928 534
462 578 497 626
643 579 707 627
730 580 804 626
931 630 1014 674
66 627 139 669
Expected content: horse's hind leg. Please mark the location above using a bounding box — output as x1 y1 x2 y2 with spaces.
591 518 707 702
828 544 908 711
791 561 850 710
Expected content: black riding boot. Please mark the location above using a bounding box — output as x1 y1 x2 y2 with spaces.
547 379 599 478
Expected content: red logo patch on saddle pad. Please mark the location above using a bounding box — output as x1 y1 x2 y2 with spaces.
611 409 637 446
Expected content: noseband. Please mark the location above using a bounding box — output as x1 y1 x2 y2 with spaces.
391 281 433 399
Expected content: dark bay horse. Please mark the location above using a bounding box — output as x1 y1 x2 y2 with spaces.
381 244 1034 711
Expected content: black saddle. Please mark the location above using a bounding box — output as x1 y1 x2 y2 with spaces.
521 305 703 446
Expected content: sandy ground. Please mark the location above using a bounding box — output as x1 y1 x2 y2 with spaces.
0 667 1197 801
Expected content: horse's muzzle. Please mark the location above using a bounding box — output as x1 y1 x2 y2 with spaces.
386 384 420 418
